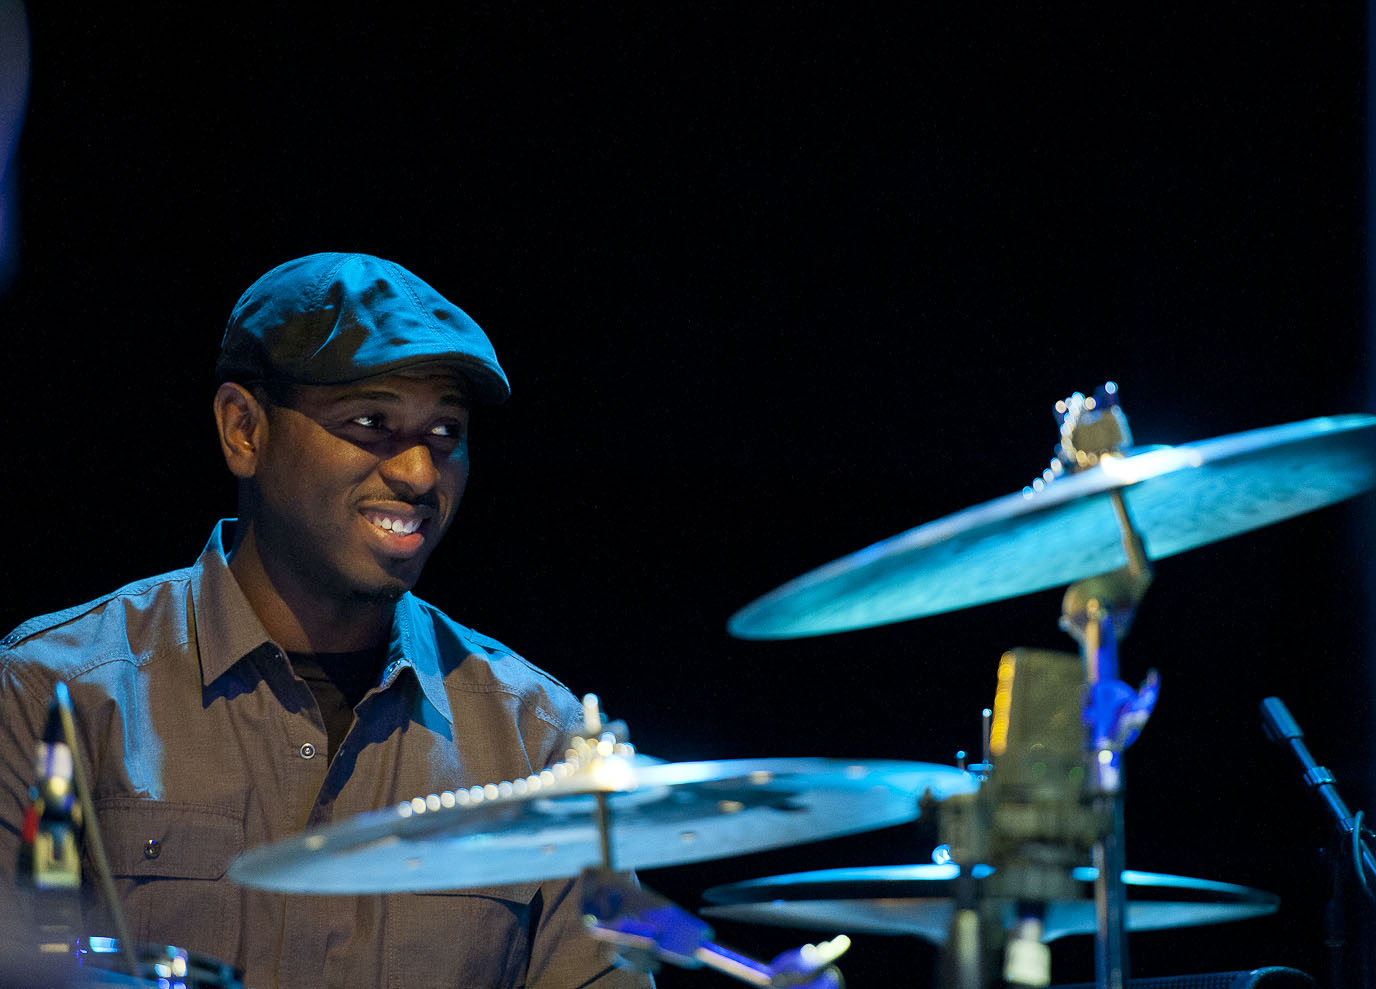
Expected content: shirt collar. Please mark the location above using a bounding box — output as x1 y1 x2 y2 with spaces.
386 595 455 725
192 520 276 685
190 520 456 725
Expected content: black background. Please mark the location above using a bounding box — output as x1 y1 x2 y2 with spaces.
1 4 1371 985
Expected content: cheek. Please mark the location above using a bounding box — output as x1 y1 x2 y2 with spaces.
437 457 470 512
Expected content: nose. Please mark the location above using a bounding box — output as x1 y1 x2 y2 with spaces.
378 441 441 496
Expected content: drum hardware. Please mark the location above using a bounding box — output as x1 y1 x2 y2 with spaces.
17 681 141 979
228 695 977 893
73 937 244 988
11 682 244 986
582 866 849 987
953 708 995 782
1051 387 1159 989
699 863 1281 941
942 387 1160 989
726 404 1376 639
213 392 1376 984
228 695 976 984
726 388 1376 987
1261 696 1376 989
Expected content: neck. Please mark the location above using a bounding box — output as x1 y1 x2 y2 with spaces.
226 524 395 653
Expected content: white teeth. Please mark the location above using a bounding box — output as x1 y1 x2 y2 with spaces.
367 515 421 535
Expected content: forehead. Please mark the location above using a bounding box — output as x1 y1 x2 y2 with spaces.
308 367 472 405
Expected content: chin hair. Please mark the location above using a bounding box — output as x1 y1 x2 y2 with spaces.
352 582 409 605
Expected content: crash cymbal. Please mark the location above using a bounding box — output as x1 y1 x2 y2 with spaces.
227 758 976 894
729 414 1376 638
700 863 1279 942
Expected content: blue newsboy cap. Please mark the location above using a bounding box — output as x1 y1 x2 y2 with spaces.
216 252 510 404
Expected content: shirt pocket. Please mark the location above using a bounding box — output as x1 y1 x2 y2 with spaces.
91 797 245 963
387 882 541 989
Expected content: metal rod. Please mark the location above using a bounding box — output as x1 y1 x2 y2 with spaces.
1082 609 1129 989
55 682 141 979
1092 791 1130 989
595 792 614 871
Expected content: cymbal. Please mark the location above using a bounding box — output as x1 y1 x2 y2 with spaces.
700 863 1279 942
227 758 976 894
729 414 1376 638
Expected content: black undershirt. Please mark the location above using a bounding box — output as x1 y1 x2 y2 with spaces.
287 646 387 762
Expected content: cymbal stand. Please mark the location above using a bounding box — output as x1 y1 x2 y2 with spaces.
573 696 852 987
1058 488 1159 989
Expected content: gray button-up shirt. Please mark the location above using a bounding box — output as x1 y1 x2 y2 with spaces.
0 521 649 988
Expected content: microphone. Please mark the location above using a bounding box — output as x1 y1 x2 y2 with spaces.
1260 695 1368 844
31 684 82 891
17 683 84 965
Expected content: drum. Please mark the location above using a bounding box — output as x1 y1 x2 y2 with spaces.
71 937 243 988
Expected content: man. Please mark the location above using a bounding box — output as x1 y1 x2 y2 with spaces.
0 253 651 986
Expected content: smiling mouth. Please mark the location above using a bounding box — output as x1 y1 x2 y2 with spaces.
362 511 424 536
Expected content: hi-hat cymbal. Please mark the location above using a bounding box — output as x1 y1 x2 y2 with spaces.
227 758 976 894
729 415 1376 639
701 863 1279 942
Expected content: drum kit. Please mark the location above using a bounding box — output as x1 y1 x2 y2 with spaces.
37 387 1376 986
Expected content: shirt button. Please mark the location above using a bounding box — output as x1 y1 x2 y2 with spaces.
299 742 317 760
143 839 160 860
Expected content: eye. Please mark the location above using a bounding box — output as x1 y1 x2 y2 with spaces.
349 413 385 430
428 420 467 440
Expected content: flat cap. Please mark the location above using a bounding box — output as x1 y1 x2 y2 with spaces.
216 252 510 403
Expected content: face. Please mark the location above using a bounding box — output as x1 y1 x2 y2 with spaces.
247 367 472 603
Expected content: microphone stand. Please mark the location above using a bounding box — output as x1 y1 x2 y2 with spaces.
1260 696 1375 989
25 682 140 978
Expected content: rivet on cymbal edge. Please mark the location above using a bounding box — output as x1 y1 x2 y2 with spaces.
497 781 514 798
426 794 441 811
440 792 456 808
484 784 500 800
748 771 773 785
410 797 427 814
718 800 745 814
470 785 485 802
305 835 325 851
680 832 698 843
540 770 557 786
513 778 530 795
398 803 413 817
844 765 866 779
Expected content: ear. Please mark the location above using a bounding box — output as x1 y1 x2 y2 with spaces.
214 382 268 479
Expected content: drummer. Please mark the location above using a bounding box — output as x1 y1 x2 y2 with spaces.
0 253 651 987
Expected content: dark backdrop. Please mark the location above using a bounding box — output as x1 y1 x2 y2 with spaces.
0 5 1370 985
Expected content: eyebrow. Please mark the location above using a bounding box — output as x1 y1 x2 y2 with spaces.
330 389 469 409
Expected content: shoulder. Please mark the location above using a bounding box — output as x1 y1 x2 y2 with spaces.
401 596 584 733
1 566 196 679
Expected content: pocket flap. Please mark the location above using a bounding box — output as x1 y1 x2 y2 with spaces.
95 797 244 880
412 881 541 904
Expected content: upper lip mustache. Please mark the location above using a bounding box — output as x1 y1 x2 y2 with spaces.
359 502 438 524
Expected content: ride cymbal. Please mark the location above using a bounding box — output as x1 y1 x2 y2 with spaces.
729 415 1376 638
